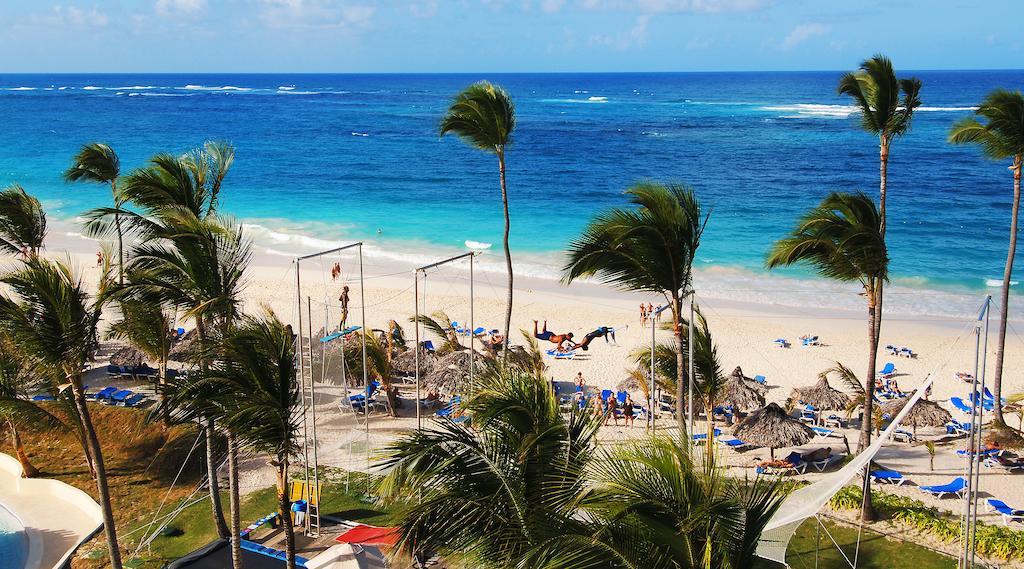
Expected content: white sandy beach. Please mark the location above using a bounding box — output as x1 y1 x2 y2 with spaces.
37 227 1024 565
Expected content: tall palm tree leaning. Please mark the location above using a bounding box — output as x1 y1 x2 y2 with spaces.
563 182 707 433
0 184 47 258
0 258 123 567
0 333 64 477
949 90 1024 427
65 143 126 283
766 191 887 521
440 82 516 355
837 55 920 356
107 300 176 423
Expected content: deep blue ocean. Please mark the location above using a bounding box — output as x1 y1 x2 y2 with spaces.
0 71 1020 297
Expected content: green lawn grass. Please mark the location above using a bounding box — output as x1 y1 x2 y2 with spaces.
755 517 956 569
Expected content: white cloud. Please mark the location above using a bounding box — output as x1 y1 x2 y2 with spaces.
780 22 828 51
258 0 375 30
155 0 206 17
541 0 566 13
580 0 769 13
409 0 439 18
32 5 109 27
588 14 649 50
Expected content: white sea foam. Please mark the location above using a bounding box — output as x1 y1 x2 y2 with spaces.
109 85 157 91
57 86 69 90
278 86 295 91
917 106 978 112
351 132 369 137
140 93 187 97
588 96 608 102
761 104 856 118
6 87 36 91
82 86 102 90
541 97 608 104
574 90 589 94
985 278 1018 287
182 85 251 91
278 90 318 95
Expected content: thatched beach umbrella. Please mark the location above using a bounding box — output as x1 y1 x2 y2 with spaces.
109 345 145 368
791 377 850 411
425 350 474 394
881 396 952 434
731 366 767 395
391 348 435 378
169 329 199 362
719 374 766 412
733 402 815 459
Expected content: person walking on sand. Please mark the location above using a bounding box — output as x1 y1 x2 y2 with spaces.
623 395 635 428
647 303 655 325
640 304 648 326
96 251 103 267
338 285 350 330
605 394 619 426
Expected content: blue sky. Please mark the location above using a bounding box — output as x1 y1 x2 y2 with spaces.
0 1 1016 73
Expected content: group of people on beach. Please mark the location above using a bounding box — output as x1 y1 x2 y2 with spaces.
640 303 661 326
533 320 616 352
570 372 635 427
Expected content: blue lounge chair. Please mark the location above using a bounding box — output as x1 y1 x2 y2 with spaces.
754 374 767 385
110 389 134 405
870 470 905 485
774 338 789 348
450 321 467 335
811 426 836 438
31 394 55 401
123 393 147 407
717 437 753 451
421 340 436 354
471 327 486 336
616 391 628 405
957 448 1002 459
176 327 186 337
546 348 577 359
600 389 613 403
692 428 722 444
801 336 820 347
987 499 1024 525
105 365 120 377
435 395 462 419
799 405 817 424
946 420 971 436
877 362 896 378
983 387 1006 405
892 429 915 443
92 386 117 401
806 453 842 472
950 397 972 414
919 477 967 499
969 391 995 411
984 455 1024 472
757 451 806 475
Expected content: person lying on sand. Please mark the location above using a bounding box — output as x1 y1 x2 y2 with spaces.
533 320 575 349
577 326 615 350
486 330 504 351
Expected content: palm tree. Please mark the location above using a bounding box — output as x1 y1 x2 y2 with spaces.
838 55 920 377
217 312 302 569
0 184 46 258
0 257 123 568
767 192 887 521
107 300 176 421
949 90 1024 427
564 182 707 432
0 334 64 477
377 363 602 567
65 143 127 283
440 82 516 354
408 310 464 354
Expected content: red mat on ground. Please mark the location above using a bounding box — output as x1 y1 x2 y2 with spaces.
334 525 400 547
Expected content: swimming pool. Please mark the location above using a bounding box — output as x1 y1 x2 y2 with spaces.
0 501 28 569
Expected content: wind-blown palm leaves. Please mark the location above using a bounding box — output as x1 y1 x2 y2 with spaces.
107 300 176 420
0 334 63 477
949 90 1024 427
408 310 463 354
767 192 887 448
0 184 46 258
65 143 127 283
0 257 123 568
566 182 708 432
440 82 516 355
837 55 921 236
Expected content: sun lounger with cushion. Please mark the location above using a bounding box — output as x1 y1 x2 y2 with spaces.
949 397 972 414
91 386 118 401
946 420 971 436
716 437 753 451
984 455 1024 472
692 428 722 444
811 426 837 438
987 499 1024 525
123 393 147 407
110 389 134 405
877 362 896 378
919 477 967 499
870 470 905 485
774 338 789 348
892 429 915 443
756 451 806 475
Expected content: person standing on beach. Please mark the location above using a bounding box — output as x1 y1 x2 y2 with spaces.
640 304 647 326
338 285 350 330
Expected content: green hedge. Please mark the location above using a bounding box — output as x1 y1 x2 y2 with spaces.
829 486 1024 560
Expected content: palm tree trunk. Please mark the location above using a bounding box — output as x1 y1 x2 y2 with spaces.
70 380 123 569
860 281 879 522
991 156 1021 427
158 357 170 425
8 420 38 478
673 295 686 434
878 138 889 237
498 151 513 363
277 461 297 569
205 419 230 539
112 183 124 285
227 431 243 569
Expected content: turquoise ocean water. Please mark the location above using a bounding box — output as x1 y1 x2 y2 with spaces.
0 71 1020 312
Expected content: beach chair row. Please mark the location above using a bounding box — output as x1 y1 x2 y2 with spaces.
89 385 148 407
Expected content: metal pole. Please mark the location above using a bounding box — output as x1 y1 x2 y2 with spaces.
969 297 991 567
469 254 474 396
687 295 695 435
650 312 656 433
960 296 988 568
359 245 369 495
295 259 310 533
305 297 317 536
414 270 421 431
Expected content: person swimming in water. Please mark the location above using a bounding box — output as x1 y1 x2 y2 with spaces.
576 326 616 350
533 320 575 350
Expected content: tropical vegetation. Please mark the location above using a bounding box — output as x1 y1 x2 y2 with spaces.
949 89 1024 427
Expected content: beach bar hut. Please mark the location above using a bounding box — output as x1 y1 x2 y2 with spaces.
734 402 815 459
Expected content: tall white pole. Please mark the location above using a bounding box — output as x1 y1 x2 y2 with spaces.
294 259 310 533
650 313 656 433
359 246 369 494
687 295 695 435
969 297 991 567
305 297 317 535
469 255 474 395
414 270 421 431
